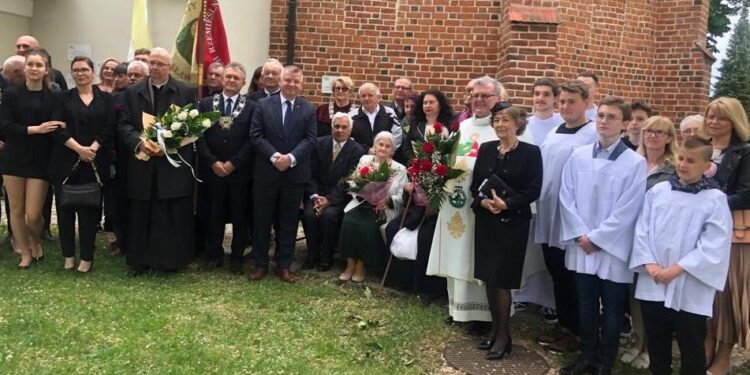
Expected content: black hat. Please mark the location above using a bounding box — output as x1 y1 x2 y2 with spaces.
490 101 512 115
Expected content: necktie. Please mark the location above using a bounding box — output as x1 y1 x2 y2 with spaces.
283 100 293 131
333 142 342 161
224 98 233 116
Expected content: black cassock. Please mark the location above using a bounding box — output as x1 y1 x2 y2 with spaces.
117 77 197 271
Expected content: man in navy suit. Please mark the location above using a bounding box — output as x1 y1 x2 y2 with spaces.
197 62 255 274
248 65 316 283
301 112 366 271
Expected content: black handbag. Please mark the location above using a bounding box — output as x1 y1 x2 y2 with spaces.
58 159 102 209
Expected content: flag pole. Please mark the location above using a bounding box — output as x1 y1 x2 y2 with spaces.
195 0 207 97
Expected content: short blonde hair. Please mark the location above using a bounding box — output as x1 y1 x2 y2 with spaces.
334 76 354 90
637 116 677 165
706 97 750 142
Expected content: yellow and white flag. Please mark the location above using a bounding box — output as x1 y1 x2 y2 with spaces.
127 0 153 61
171 0 202 84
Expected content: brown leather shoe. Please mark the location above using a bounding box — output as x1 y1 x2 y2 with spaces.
276 268 296 284
248 267 268 281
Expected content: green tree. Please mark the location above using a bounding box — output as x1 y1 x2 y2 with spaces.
708 0 750 52
714 7 750 111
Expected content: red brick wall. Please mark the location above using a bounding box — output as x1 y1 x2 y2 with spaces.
268 0 711 121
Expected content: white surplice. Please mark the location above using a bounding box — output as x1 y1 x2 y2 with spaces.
533 123 598 248
630 181 732 317
559 142 646 283
425 115 496 322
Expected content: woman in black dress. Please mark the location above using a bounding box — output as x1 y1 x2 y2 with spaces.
470 102 542 360
0 48 65 268
49 56 114 273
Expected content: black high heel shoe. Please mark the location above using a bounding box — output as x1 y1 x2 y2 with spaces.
486 337 512 360
477 339 495 350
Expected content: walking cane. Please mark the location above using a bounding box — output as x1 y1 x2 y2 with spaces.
378 191 414 294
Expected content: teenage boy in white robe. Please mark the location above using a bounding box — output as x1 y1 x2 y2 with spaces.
514 77 564 321
630 137 731 375
558 96 646 375
534 80 598 354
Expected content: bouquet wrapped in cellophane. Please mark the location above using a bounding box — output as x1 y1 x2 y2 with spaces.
136 103 220 167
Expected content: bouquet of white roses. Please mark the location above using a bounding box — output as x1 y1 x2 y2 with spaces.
136 103 220 165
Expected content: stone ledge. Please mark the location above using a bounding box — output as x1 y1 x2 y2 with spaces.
507 5 560 25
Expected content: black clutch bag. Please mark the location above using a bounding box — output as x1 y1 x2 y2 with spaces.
58 159 102 209
471 174 518 210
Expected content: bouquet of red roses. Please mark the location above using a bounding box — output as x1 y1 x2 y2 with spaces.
407 122 464 211
346 160 398 219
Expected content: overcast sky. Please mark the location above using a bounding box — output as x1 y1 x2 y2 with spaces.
711 14 741 93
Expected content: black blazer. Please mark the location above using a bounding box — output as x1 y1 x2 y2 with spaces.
246 89 280 103
715 134 750 210
306 136 366 207
250 94 317 184
350 105 399 150
117 76 197 200
0 85 65 175
196 94 256 184
49 86 116 178
470 140 542 220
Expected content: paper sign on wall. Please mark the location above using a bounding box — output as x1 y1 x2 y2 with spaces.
67 44 92 61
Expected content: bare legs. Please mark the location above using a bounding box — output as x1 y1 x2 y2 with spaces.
4 176 48 267
706 338 733 375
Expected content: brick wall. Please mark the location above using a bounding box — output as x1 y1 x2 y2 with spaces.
268 0 712 122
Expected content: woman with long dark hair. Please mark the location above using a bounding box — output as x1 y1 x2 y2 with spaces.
0 48 65 268
401 89 454 161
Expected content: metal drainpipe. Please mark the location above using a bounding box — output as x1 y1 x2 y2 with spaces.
286 0 298 65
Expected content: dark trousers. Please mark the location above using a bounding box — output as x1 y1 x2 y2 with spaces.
206 180 249 266
542 244 579 334
575 273 629 371
301 200 343 265
52 181 99 261
43 186 53 232
252 179 304 270
104 169 129 253
641 300 707 375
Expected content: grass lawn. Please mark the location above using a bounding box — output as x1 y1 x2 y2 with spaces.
0 231 458 374
1 227 730 374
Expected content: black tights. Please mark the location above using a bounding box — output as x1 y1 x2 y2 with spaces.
486 286 512 351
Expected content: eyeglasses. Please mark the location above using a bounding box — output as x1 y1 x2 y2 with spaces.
394 85 410 90
596 113 622 122
149 61 169 68
334 86 350 92
643 129 670 137
72 68 91 74
471 93 497 100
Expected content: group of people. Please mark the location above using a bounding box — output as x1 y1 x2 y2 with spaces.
1 33 749 375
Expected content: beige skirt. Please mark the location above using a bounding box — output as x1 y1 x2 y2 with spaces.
710 244 750 348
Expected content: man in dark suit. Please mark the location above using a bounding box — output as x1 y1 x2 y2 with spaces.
249 65 316 283
196 62 255 274
200 61 224 98
385 77 412 121
350 82 403 152
245 58 282 102
117 47 197 276
301 112 366 271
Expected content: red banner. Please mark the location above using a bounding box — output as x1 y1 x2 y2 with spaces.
200 0 230 80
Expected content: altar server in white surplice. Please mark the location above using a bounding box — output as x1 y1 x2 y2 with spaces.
533 80 597 354
558 96 646 375
630 137 731 375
